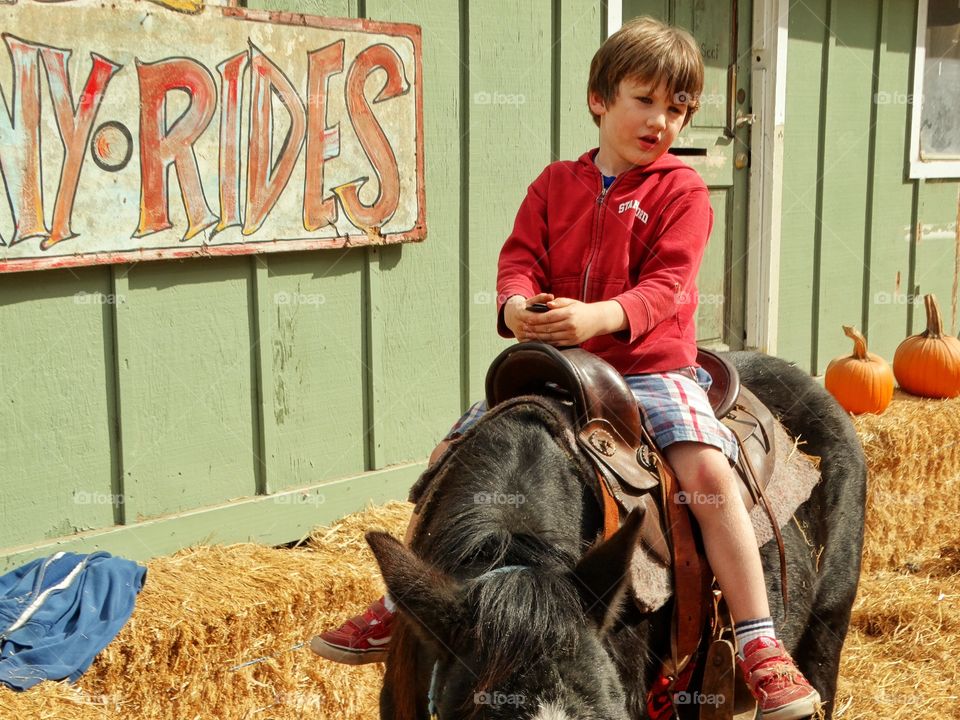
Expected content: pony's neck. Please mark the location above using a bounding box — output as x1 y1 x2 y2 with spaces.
414 417 600 577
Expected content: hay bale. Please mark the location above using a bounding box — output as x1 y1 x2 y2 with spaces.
0 682 112 720
852 391 960 573
835 546 960 718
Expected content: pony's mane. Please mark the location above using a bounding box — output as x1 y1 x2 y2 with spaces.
466 566 585 692
415 397 595 575
410 398 600 708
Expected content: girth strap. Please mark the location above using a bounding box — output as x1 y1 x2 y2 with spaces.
648 429 713 682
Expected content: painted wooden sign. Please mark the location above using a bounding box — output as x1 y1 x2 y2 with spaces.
0 0 425 273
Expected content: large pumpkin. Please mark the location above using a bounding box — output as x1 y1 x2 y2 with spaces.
893 294 960 399
824 325 894 414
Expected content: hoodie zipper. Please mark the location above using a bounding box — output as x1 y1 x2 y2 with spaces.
582 175 615 301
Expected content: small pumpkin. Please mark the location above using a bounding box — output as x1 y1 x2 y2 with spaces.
825 325 894 414
893 294 960 398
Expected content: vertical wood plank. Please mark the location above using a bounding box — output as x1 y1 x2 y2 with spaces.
557 0 602 161
864 0 919 360
251 257 272 495
360 0 463 467
116 258 258 520
777 0 830 371
262 250 367 490
466 0 554 401
697 189 728 342
915 182 960 334
675 0 731 129
724 0 752 351
110 267 128 525
622 0 669 21
0 268 117 546
813 0 879 373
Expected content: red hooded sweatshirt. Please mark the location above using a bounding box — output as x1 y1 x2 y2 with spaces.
496 148 713 375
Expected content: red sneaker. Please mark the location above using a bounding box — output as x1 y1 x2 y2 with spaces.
310 597 393 665
736 637 821 720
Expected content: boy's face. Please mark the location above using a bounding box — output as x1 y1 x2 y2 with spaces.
589 76 689 174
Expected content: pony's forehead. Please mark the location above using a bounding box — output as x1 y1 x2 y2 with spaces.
531 701 574 720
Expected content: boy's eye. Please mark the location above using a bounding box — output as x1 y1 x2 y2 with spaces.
636 96 653 104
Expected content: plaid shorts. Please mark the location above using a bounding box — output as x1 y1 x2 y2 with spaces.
446 366 739 464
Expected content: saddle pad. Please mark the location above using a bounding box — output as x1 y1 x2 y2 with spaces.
629 419 821 612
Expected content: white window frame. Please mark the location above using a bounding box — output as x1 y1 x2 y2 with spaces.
909 0 960 179
606 0 622 38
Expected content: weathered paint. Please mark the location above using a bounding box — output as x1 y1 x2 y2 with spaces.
0 0 425 272
362 0 464 469
0 266 118 548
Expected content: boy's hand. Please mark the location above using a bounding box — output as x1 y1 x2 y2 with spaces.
503 293 555 340
522 298 627 346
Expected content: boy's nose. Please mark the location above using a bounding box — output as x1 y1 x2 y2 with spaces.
648 113 667 130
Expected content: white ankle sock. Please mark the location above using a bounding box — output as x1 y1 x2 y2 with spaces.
383 593 397 613
734 617 776 658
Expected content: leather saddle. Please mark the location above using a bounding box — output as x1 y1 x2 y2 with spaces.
485 342 784 683
485 342 778 566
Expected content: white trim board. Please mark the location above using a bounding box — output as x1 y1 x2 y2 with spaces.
745 0 789 353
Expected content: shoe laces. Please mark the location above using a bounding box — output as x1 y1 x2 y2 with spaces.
750 656 812 694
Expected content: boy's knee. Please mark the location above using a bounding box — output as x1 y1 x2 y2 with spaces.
664 442 736 499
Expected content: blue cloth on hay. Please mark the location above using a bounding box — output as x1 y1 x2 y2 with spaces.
0 551 146 690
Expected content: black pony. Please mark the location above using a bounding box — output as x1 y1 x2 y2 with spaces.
367 351 866 719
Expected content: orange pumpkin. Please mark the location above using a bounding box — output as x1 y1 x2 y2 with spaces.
893 294 960 398
824 325 894 414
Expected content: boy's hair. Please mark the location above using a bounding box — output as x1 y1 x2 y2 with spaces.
587 16 704 127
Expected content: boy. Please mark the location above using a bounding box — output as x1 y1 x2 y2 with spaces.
313 16 820 720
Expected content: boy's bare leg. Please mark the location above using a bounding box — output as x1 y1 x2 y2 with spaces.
662 441 769 622
664 441 821 717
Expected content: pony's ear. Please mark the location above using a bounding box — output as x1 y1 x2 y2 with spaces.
571 507 644 631
366 531 463 649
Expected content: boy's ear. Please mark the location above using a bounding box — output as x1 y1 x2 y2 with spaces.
588 90 607 117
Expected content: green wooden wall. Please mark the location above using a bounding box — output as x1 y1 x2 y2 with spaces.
779 0 960 374
6 0 956 564
0 0 601 566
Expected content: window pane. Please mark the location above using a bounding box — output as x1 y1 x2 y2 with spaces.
920 0 960 159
